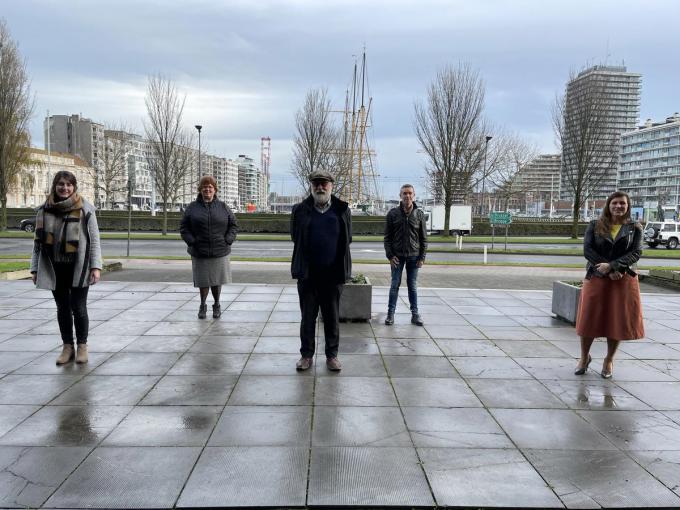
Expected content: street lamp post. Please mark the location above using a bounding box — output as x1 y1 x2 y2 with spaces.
195 125 202 186
480 135 492 216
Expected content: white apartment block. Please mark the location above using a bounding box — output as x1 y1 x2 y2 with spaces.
237 155 265 211
618 113 680 219
7 148 95 207
559 65 641 201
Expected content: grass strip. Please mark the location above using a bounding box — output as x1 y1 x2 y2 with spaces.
0 261 30 273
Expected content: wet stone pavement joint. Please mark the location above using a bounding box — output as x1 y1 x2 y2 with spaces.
0 280 680 508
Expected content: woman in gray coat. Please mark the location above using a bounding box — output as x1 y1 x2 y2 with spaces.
30 171 103 365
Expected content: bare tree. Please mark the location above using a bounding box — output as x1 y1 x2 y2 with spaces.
168 131 196 207
486 133 538 211
97 125 135 209
291 88 346 195
144 74 191 234
414 63 485 232
0 19 34 230
553 69 620 238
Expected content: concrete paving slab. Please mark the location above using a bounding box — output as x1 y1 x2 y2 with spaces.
46 446 201 508
308 446 434 506
178 446 308 508
419 447 563 508
209 405 311 446
525 449 680 508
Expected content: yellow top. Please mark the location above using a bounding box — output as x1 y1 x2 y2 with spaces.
611 224 622 239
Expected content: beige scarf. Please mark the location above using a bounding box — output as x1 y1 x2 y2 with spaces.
35 192 83 254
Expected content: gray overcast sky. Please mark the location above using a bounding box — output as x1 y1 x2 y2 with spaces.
4 0 679 198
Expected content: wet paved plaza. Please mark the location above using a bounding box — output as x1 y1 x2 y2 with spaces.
1 279 680 508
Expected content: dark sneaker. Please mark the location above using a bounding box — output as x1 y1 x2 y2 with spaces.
384 314 394 325
198 303 207 319
326 357 342 371
296 357 313 371
411 313 424 326
212 303 221 318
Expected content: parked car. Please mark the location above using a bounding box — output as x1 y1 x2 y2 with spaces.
19 218 36 232
643 221 680 249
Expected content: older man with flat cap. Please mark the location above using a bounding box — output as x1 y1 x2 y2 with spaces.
290 170 352 372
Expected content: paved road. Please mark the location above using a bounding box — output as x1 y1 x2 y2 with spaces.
100 260 677 293
3 238 679 266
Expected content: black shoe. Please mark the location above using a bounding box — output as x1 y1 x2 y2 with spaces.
384 314 394 325
212 303 221 318
198 303 207 319
574 354 592 375
411 313 424 326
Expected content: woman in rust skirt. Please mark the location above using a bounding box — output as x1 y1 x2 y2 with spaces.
574 191 644 379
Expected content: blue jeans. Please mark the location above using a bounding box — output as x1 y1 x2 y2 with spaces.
388 256 419 315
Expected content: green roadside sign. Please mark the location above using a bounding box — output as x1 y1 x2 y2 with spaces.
489 211 512 225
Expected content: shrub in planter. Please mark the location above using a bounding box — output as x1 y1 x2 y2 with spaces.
340 274 372 321
551 280 583 325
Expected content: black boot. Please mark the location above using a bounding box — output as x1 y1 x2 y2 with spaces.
212 303 221 318
198 303 207 319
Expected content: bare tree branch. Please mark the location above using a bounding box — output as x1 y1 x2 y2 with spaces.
144 74 191 234
0 19 34 229
98 124 135 209
553 68 621 237
290 88 349 196
413 63 485 231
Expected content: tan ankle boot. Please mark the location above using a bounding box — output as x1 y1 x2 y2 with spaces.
56 344 75 365
76 344 89 364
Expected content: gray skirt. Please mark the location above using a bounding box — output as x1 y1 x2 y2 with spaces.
191 256 231 288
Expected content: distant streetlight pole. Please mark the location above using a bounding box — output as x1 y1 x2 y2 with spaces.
481 135 492 216
195 125 202 186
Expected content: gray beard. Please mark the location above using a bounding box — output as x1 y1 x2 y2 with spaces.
313 190 330 206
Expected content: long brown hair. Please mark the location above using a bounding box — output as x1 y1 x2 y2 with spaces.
50 171 78 197
595 191 632 237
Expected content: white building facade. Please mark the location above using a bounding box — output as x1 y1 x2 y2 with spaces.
618 113 680 220
7 148 96 208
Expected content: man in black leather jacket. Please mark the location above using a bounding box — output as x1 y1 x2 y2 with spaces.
383 184 427 326
290 170 352 372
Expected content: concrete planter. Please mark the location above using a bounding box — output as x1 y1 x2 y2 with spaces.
551 281 582 325
340 277 372 321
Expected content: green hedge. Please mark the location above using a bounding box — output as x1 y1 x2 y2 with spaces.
6 208 588 236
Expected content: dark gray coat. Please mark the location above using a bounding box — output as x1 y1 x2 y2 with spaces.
180 195 238 258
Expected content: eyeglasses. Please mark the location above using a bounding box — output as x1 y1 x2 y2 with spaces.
311 180 331 187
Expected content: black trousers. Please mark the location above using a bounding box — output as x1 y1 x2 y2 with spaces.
52 263 89 345
297 278 343 358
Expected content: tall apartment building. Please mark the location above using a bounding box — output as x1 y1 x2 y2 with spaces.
6 148 95 207
559 65 641 201
237 154 265 210
44 114 105 204
223 158 240 209
618 113 680 219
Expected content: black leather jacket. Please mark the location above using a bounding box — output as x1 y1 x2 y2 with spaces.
290 195 352 283
383 203 428 261
583 220 641 279
180 195 238 258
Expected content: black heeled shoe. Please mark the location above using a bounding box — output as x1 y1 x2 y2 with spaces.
574 355 592 375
